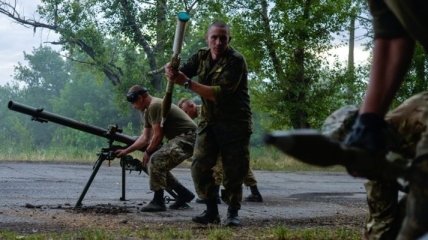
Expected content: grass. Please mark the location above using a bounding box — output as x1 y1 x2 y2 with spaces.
0 146 345 172
0 226 361 240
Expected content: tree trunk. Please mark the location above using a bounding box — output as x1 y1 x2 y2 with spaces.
289 0 311 129
413 45 427 94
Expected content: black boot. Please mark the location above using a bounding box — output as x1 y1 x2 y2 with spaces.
192 199 220 225
244 185 263 202
225 207 240 227
141 190 166 212
168 181 195 210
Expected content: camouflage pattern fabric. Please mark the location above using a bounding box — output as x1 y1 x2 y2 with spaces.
395 92 428 239
181 47 252 210
148 131 196 191
364 180 405 240
191 122 250 210
191 104 257 200
180 47 252 130
212 158 258 187
322 91 428 239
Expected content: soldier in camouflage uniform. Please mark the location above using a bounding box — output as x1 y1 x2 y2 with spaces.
116 85 197 212
166 21 252 226
322 91 428 239
178 98 263 203
338 1 428 239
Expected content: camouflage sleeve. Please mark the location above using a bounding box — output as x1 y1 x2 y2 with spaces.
180 52 200 79
213 57 246 102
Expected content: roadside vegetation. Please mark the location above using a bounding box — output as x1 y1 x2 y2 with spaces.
0 225 361 240
0 145 345 172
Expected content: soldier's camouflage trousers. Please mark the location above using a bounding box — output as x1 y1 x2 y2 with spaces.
364 180 405 240
322 92 428 239
212 158 258 187
192 123 250 209
148 131 196 191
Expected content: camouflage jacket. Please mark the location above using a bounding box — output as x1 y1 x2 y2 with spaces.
180 47 252 131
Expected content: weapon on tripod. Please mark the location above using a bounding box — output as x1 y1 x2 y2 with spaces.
7 100 194 207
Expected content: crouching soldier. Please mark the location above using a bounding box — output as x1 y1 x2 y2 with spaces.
116 85 196 211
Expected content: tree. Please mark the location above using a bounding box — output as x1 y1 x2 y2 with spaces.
223 0 356 129
0 0 198 91
6 46 71 147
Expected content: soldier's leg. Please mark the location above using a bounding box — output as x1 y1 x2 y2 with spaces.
195 156 222 204
243 168 263 202
196 156 223 204
364 180 402 240
397 132 428 239
212 156 223 187
221 136 250 226
147 133 196 210
191 127 221 224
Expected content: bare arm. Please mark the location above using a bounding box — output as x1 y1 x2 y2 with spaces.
360 36 415 116
115 128 152 157
142 123 164 165
145 123 164 154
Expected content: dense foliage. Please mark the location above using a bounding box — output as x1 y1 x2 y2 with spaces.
0 0 427 153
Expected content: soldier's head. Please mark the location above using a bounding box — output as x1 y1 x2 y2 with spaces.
178 98 198 119
206 21 231 61
321 105 359 141
126 85 150 111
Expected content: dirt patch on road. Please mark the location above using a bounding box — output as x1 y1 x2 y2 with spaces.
0 203 365 235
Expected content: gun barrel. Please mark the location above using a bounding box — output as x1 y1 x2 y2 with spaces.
8 101 136 146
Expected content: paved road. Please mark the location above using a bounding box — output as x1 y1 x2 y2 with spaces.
0 161 368 226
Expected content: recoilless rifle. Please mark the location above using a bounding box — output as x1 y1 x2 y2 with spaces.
8 100 194 208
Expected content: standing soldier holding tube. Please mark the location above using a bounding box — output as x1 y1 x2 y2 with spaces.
165 21 252 227
178 98 263 203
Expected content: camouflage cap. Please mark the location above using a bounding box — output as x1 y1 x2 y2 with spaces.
321 105 359 141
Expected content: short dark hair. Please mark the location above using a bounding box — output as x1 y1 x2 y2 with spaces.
177 98 190 109
126 85 148 103
208 20 231 36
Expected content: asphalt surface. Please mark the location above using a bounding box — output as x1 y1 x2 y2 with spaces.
0 161 368 227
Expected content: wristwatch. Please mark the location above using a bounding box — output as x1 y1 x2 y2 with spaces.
184 79 192 89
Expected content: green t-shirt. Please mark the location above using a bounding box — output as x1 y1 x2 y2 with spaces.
143 97 197 140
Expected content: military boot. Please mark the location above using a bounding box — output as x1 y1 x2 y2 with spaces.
244 185 263 202
192 199 220 225
141 190 166 212
396 158 428 240
168 181 195 210
224 207 240 227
